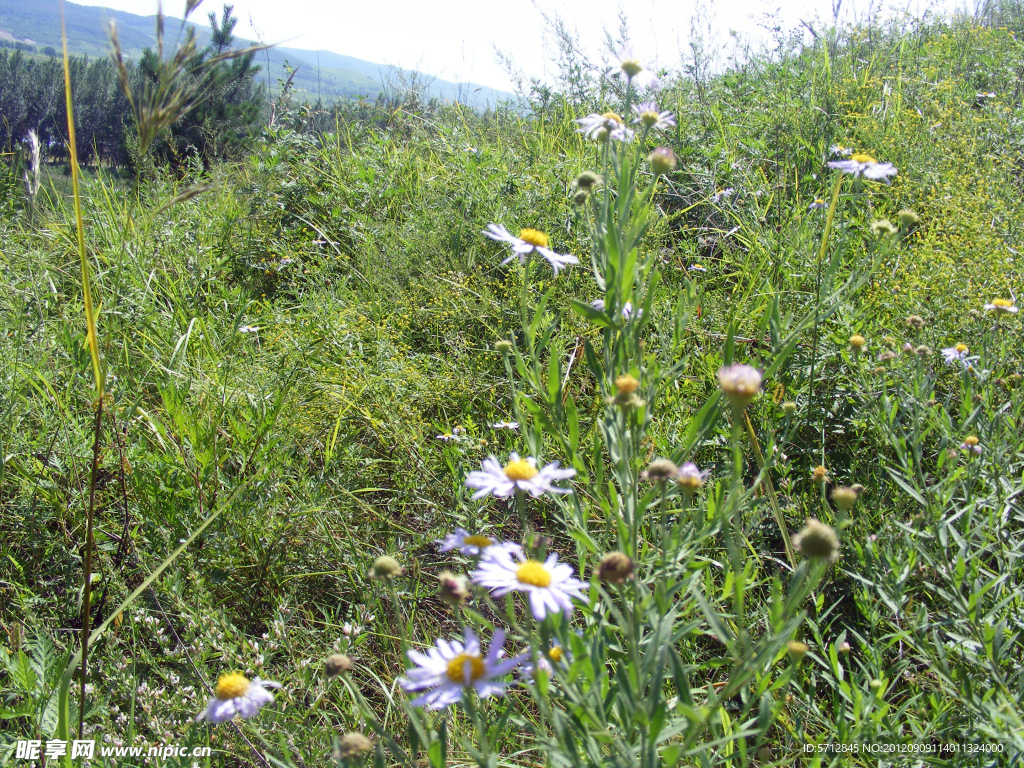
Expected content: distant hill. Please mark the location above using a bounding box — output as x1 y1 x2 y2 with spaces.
0 0 513 108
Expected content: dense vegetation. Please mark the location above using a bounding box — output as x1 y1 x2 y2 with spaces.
0 1 1023 766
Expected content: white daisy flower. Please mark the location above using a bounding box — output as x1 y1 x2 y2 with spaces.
196 673 280 723
436 433 456 441
829 144 853 156
465 453 575 500
827 153 897 181
398 627 522 710
470 547 587 621
613 44 660 90
631 101 675 130
808 198 828 210
489 421 519 430
941 343 970 366
237 325 260 333
575 112 635 143
959 436 983 455
688 264 707 272
984 298 1018 314
437 528 505 557
482 224 579 275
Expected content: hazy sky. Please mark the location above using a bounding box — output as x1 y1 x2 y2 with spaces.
67 0 969 91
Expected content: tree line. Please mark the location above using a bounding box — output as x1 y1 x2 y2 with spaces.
0 5 263 173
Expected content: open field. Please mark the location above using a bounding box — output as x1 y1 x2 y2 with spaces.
1 3 1023 766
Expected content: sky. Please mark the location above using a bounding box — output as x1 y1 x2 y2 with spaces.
67 0 972 91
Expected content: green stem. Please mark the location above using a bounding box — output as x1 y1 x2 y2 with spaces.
807 173 844 462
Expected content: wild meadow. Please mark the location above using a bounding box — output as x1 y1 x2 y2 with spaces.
1 1 1023 765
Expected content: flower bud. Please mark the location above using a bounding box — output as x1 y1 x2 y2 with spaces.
870 219 897 237
614 374 640 394
811 465 829 483
643 458 678 482
437 571 470 607
575 171 603 190
831 486 859 512
369 555 403 579
596 551 635 584
787 640 809 664
838 641 852 654
324 654 353 678
782 400 797 415
676 462 707 492
906 314 926 329
914 344 932 356
336 732 374 759
572 189 590 205
717 364 762 410
897 209 919 227
494 340 513 354
648 147 677 175
849 334 866 353
793 518 840 562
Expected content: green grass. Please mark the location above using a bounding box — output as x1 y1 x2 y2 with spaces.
1 5 1023 767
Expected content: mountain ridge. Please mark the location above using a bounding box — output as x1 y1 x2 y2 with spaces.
0 0 514 107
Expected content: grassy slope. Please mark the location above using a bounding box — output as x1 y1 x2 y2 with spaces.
0 7 1022 766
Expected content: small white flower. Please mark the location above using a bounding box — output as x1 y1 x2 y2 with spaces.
238 325 259 333
437 528 505 557
575 112 635 143
829 144 853 156
518 641 569 680
712 188 734 203
482 224 579 275
941 344 970 366
471 547 587 620
676 462 710 492
196 674 280 724
688 264 707 272
465 453 575 499
827 153 897 181
613 44 660 90
436 433 456 441
984 298 1018 314
631 101 675 130
489 421 519 430
808 198 828 211
399 628 522 710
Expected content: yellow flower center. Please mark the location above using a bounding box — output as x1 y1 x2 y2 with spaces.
620 60 644 78
504 459 539 482
548 646 564 663
955 343 968 353
851 153 877 164
640 110 659 126
814 198 825 204
445 653 486 684
215 673 251 700
464 534 493 548
849 335 866 348
516 560 552 587
601 111 624 125
518 228 549 247
963 435 979 446
812 465 828 482
992 298 1013 309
